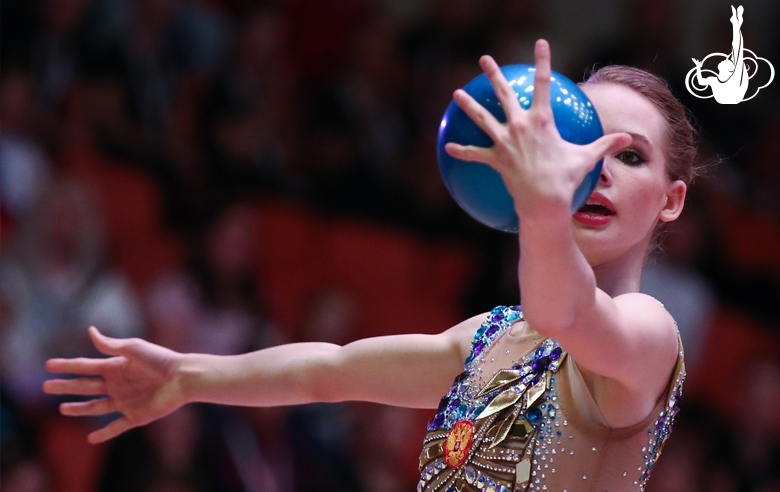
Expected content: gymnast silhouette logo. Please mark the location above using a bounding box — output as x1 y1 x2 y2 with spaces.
685 5 774 104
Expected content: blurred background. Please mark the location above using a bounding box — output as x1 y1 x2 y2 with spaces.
1 0 779 490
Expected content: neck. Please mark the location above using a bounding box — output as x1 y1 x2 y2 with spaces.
591 241 648 297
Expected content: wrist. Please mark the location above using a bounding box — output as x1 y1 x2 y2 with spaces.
175 353 208 405
515 195 571 227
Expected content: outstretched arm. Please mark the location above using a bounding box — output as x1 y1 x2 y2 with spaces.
44 315 483 443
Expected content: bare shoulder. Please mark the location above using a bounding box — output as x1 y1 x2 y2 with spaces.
579 293 681 427
612 292 677 339
611 292 680 387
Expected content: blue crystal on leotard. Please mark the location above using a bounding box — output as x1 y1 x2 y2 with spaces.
550 346 563 360
532 356 551 373
526 406 543 423
485 324 500 338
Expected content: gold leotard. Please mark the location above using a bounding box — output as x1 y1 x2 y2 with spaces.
418 306 685 492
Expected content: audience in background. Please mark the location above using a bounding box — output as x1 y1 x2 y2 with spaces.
146 202 274 355
0 178 143 408
1 0 778 490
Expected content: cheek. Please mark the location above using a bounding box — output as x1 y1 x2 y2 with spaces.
618 171 667 222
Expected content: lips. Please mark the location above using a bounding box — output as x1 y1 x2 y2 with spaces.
574 192 615 226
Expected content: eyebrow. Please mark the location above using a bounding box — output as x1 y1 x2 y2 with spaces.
610 130 655 154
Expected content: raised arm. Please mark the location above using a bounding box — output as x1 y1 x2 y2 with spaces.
444 41 680 397
44 315 482 443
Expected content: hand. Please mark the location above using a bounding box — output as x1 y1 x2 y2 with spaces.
43 327 187 443
692 58 702 67
444 40 631 219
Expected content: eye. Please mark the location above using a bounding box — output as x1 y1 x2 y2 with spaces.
615 149 647 166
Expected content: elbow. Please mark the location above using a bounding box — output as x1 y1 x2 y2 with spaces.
522 292 594 339
302 345 345 404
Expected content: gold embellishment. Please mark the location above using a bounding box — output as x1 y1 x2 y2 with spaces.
525 378 546 409
477 369 524 397
419 441 444 469
476 387 523 420
488 405 523 449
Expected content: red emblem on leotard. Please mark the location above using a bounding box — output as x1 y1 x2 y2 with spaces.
443 420 475 468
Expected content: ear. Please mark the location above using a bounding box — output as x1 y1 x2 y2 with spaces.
659 180 687 222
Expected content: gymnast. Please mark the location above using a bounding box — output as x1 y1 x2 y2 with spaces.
44 39 701 491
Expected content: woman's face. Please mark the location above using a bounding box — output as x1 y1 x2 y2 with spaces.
574 83 687 266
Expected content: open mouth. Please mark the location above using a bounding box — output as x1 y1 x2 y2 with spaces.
577 203 614 216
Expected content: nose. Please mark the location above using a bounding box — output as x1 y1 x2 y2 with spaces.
599 159 613 186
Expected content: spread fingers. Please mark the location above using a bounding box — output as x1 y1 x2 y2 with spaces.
44 378 107 396
60 398 117 417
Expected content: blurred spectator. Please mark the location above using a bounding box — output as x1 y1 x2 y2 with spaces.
300 89 398 220
398 133 472 239
98 406 235 492
0 387 49 492
145 202 274 355
583 0 686 79
0 177 143 407
30 0 94 114
231 406 297 492
287 286 362 492
747 119 780 216
700 358 780 492
118 0 226 134
488 0 548 65
403 0 490 69
2 1 780 490
352 405 421 492
299 286 359 345
200 7 299 199
0 70 53 237
1 459 50 492
697 166 780 326
332 17 411 185
733 359 780 490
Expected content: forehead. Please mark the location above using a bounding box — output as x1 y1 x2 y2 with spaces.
580 83 668 152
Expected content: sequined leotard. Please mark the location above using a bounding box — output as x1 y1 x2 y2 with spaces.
418 305 685 492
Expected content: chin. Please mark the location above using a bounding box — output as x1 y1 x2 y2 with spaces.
573 227 641 268
572 228 612 264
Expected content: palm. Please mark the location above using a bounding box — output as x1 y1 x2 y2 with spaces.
444 41 631 217
43 327 186 443
103 343 181 422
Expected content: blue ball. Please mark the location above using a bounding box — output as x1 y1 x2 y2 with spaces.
437 64 604 233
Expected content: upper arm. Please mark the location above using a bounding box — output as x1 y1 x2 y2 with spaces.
552 292 679 391
319 312 486 409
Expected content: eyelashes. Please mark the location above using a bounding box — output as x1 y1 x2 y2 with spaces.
614 149 647 166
